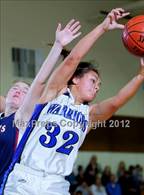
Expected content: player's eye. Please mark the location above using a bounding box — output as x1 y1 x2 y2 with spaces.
12 87 19 90
22 90 27 94
91 79 96 83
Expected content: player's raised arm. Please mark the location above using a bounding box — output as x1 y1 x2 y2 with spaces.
16 20 81 124
89 58 144 125
41 9 130 102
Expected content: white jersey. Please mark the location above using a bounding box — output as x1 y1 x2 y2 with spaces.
20 89 89 176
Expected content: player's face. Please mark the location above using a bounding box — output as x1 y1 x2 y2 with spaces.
6 82 29 109
76 71 101 102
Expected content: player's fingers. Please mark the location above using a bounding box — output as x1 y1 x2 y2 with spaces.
113 10 124 19
73 32 82 39
108 10 120 20
71 24 81 34
112 11 130 20
119 12 130 18
116 24 125 29
110 8 129 20
65 19 75 29
112 8 125 13
56 23 61 32
69 21 80 31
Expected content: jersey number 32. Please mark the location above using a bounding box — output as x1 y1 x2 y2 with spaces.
39 122 79 155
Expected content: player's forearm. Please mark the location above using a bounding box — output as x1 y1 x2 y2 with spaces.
114 73 144 108
69 23 105 60
34 41 63 85
17 41 63 118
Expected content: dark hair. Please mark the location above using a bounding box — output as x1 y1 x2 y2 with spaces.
75 191 82 195
61 48 70 60
68 61 100 85
78 165 83 172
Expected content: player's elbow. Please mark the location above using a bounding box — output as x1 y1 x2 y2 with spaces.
66 53 81 66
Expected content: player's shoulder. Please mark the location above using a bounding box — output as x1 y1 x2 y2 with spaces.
0 112 15 120
0 112 15 128
0 112 5 119
39 86 67 104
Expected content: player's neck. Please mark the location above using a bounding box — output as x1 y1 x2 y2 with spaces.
5 104 17 117
70 86 84 105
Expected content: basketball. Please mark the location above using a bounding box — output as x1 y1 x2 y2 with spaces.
122 15 144 57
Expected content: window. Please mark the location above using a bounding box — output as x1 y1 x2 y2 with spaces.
12 47 36 78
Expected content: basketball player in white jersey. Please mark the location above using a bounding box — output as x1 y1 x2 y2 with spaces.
4 9 144 195
11 19 81 134
0 19 81 188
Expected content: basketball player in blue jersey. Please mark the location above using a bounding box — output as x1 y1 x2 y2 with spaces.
4 8 144 195
0 20 81 188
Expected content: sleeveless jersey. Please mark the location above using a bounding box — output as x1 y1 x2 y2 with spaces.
0 113 18 185
20 89 89 176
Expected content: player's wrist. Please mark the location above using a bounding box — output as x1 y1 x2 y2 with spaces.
102 26 109 32
138 67 144 79
54 40 64 48
99 23 109 33
137 74 144 82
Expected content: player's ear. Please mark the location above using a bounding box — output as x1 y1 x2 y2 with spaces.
72 77 80 85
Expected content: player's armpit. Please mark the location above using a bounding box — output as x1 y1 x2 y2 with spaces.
89 97 119 123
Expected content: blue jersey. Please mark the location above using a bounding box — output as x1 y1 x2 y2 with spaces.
0 113 18 186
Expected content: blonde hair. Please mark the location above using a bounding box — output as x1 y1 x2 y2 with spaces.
12 80 31 87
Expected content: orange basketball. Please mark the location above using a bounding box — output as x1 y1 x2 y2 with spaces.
122 15 144 57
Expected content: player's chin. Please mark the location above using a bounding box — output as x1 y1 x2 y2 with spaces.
12 100 21 108
86 94 96 102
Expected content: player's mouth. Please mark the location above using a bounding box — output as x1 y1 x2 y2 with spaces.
13 94 20 98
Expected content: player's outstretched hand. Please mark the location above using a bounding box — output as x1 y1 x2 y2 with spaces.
55 19 81 47
101 8 130 31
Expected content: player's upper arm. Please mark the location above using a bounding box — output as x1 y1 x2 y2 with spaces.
47 54 80 90
40 54 81 102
